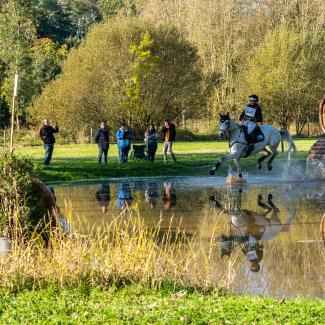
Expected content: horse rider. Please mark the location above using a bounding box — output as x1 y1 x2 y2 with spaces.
239 94 263 155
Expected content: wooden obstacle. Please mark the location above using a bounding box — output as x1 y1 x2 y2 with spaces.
308 138 325 160
225 174 247 185
321 213 325 247
308 96 325 160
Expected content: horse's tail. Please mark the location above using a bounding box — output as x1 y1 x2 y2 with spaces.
279 129 297 153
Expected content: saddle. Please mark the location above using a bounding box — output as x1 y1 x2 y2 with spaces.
241 125 265 144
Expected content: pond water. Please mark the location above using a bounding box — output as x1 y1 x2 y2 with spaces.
52 176 325 299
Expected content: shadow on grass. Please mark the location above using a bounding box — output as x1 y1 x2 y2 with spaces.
37 152 308 182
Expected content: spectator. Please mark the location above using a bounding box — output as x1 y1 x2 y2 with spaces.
116 122 132 163
144 124 158 162
161 118 176 162
39 118 59 166
95 121 109 163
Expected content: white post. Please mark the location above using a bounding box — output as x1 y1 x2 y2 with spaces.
90 128 93 143
9 73 19 153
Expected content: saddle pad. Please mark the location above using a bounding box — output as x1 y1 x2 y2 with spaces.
252 126 265 143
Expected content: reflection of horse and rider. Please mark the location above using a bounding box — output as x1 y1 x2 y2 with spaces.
210 94 297 178
210 186 296 273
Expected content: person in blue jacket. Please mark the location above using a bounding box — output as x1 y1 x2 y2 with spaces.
116 122 132 163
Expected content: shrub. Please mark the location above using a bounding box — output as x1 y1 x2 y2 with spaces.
0 152 52 238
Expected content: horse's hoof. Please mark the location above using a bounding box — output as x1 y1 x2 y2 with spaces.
257 163 262 170
268 165 273 171
209 169 215 176
238 173 242 178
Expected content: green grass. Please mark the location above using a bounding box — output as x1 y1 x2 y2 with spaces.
14 140 315 182
0 285 324 324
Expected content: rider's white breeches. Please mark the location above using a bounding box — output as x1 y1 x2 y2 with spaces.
242 121 256 134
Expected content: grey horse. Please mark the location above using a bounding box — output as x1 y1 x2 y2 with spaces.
209 113 296 178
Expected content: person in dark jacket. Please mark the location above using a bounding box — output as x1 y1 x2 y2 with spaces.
239 94 263 155
144 124 158 162
95 121 110 163
39 119 59 165
161 118 176 162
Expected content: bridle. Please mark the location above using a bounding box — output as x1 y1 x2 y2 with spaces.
220 119 248 148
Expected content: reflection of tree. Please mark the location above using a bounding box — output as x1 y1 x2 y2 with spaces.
96 184 110 214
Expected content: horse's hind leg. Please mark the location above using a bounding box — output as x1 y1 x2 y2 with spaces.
256 148 271 170
267 146 278 171
257 194 271 213
267 194 279 212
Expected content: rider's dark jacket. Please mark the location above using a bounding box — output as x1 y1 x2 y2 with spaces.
239 104 263 123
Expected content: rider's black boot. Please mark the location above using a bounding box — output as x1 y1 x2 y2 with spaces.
245 143 254 157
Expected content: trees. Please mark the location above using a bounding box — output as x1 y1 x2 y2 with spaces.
1 0 323 137
245 26 325 132
0 0 36 127
141 0 325 130
29 18 206 140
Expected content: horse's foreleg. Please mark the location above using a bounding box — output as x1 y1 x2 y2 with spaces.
209 153 240 175
209 156 226 175
256 148 271 170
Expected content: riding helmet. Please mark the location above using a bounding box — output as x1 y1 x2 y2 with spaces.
249 94 259 102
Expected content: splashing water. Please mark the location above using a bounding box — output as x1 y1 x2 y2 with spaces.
305 158 325 180
278 154 305 182
225 166 246 185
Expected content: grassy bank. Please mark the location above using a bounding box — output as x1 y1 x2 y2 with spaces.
15 139 314 182
0 285 324 324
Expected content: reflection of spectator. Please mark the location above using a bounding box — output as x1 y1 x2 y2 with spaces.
144 125 158 162
145 182 159 208
96 184 110 214
118 183 133 209
162 182 177 210
95 121 109 164
116 123 132 163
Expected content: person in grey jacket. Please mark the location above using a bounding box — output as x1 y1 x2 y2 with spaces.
95 121 109 163
144 124 158 162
